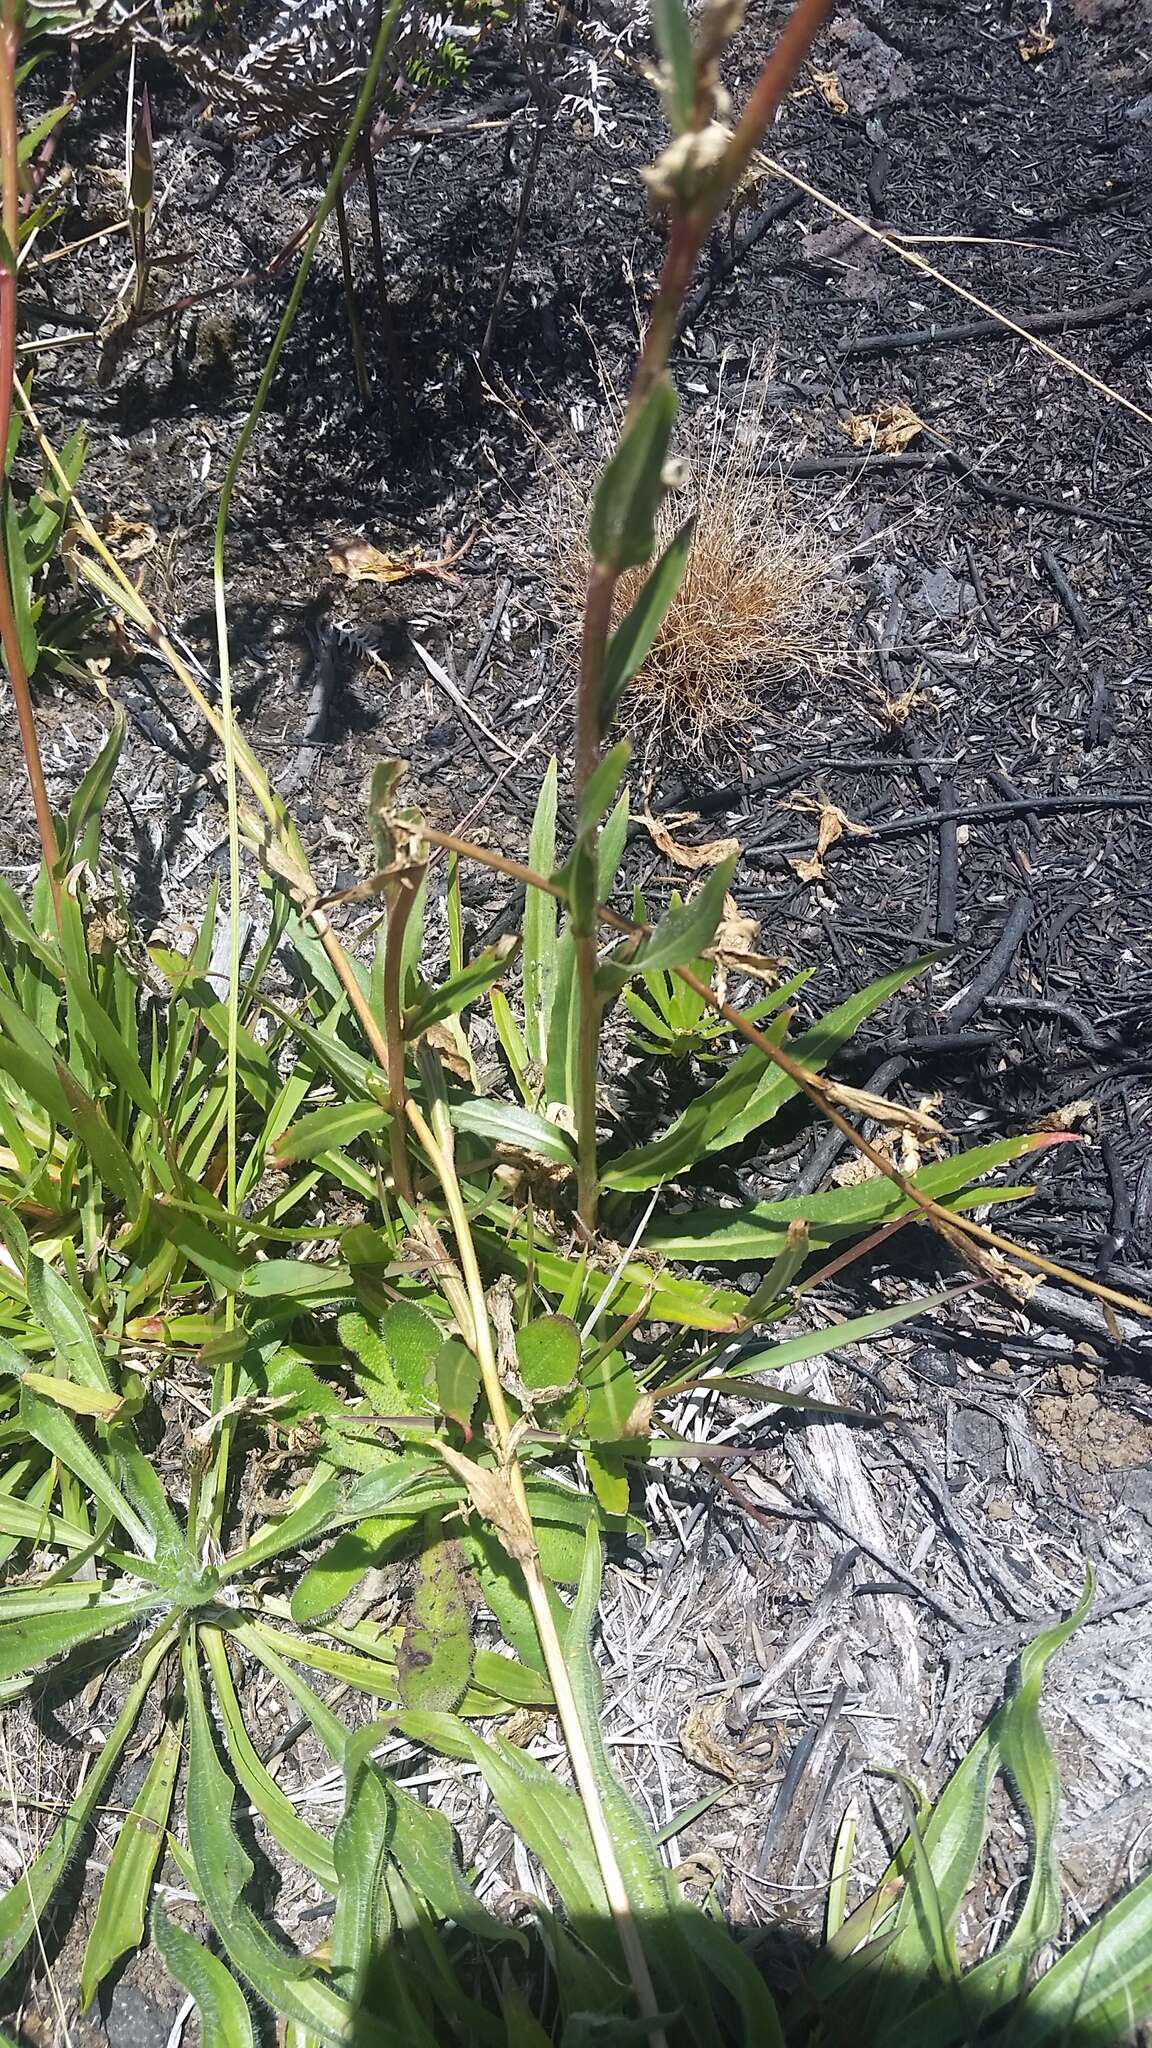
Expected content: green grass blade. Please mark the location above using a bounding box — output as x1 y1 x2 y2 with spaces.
181 1632 355 2042
80 1710 183 2008
0 1628 173 1978
152 1904 256 2048
523 759 558 1069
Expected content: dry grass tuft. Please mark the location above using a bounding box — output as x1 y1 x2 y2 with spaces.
552 357 836 761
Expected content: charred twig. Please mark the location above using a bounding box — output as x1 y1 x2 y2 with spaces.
1040 545 1091 640
746 791 1152 863
983 995 1108 1053
935 775 959 942
1098 1133 1133 1274
679 190 803 333
837 282 1152 358
942 894 1034 1030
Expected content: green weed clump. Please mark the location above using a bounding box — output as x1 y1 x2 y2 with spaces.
0 0 1150 2042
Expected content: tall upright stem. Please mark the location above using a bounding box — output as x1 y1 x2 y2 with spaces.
572 561 616 1233
406 1097 666 2045
0 4 60 909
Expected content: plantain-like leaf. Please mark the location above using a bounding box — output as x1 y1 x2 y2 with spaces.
450 1095 577 1165
0 1591 166 1684
643 1133 1058 1256
152 1903 256 2048
331 1723 395 2006
475 1220 747 1333
80 1712 183 2009
201 1628 338 1888
20 1384 153 1556
0 1630 172 1980
182 1633 361 2043
1013 1867 1152 2046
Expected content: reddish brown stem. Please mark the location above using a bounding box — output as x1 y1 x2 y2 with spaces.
629 0 835 418
0 9 60 910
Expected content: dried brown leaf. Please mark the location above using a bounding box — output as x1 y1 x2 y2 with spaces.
641 809 741 870
432 1441 537 1565
811 66 849 114
784 792 872 880
841 400 925 453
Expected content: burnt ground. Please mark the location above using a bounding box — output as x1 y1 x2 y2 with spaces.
5 0 1152 2039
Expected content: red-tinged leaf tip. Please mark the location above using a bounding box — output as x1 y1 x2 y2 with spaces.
1025 1130 1083 1150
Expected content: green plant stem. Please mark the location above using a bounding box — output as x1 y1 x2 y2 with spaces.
405 1096 667 2044
628 0 835 419
203 0 402 1537
333 172 370 403
0 3 60 911
382 874 417 1203
570 0 833 1226
572 559 617 1233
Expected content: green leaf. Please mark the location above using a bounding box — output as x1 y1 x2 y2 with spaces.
643 1132 1057 1255
80 1712 183 2008
201 1628 338 1889
476 1221 747 1333
27 1255 111 1390
291 1512 413 1625
601 516 694 733
331 1723 394 2006
651 0 696 129
152 1904 255 2048
577 740 632 839
450 1096 577 1166
237 1625 512 1944
152 1199 251 1292
596 855 737 995
4 491 38 674
434 1337 481 1438
517 1315 581 1396
271 1099 388 1166
1014 1868 1152 2046
524 759 559 1068
182 1632 354 2041
397 1517 473 1712
603 960 927 1190
0 1591 165 1683
588 377 678 572
0 1630 172 1981
20 1385 153 1556
405 944 516 1038
64 708 124 868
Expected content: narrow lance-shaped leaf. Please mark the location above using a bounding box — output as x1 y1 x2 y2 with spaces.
181 1633 355 2041
601 516 695 734
152 1903 256 2048
80 1713 183 2009
331 1723 394 2007
588 377 678 573
651 0 696 130
523 757 559 1067
597 854 737 994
